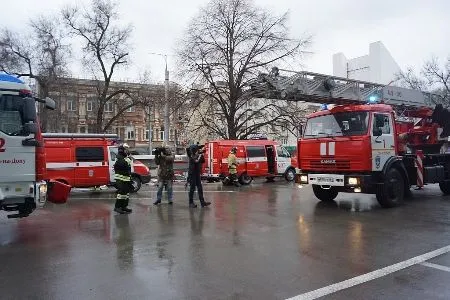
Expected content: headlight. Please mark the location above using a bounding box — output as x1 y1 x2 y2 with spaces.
348 177 359 185
300 175 308 183
39 183 48 194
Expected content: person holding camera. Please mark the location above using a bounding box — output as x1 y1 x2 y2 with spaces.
187 144 211 208
153 147 175 205
114 144 133 214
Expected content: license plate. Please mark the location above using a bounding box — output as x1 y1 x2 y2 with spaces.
317 177 334 183
308 174 344 186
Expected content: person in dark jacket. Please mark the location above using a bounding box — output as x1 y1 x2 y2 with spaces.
114 145 132 214
187 144 211 208
153 147 175 205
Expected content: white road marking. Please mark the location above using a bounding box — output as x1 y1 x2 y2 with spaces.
286 244 450 300
420 262 450 273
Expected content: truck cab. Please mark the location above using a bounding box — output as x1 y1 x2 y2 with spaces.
297 104 398 204
0 74 67 218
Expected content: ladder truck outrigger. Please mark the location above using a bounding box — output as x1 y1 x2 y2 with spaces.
254 67 449 208
0 74 69 218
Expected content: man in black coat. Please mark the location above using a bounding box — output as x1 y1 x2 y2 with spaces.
187 144 211 208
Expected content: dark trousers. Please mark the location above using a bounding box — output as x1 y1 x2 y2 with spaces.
115 180 130 208
188 174 205 204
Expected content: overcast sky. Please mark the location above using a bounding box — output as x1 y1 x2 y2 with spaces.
2 0 449 84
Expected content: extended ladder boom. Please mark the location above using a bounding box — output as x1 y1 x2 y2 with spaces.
254 68 440 109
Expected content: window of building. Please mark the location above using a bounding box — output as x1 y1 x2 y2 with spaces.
75 147 104 162
126 99 135 113
104 101 113 112
126 126 135 140
79 126 86 133
86 100 94 112
145 129 150 140
67 99 76 111
160 126 165 141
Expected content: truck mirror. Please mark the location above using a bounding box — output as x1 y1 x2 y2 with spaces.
23 97 37 122
375 114 385 129
373 127 382 137
45 97 56 110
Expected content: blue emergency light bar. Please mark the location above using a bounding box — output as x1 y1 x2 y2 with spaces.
0 73 24 84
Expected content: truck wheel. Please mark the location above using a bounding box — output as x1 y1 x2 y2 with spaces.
130 175 142 193
239 174 253 185
376 168 405 208
285 168 296 182
439 181 450 195
312 185 338 202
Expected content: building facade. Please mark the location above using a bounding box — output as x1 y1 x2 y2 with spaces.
333 41 401 85
40 77 189 153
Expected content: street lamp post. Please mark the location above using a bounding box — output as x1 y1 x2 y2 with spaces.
149 52 170 147
147 106 153 154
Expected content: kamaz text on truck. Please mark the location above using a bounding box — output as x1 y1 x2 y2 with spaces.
255 68 449 208
0 74 69 218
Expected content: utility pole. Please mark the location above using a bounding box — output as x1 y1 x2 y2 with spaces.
147 106 153 154
149 52 171 147
164 57 169 147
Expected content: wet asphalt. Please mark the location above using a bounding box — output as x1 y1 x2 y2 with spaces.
1 180 450 299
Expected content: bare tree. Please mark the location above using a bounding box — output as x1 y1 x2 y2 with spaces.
176 0 311 139
62 0 135 133
397 56 449 106
0 15 70 131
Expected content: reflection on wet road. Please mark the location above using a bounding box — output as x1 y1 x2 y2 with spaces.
1 181 450 299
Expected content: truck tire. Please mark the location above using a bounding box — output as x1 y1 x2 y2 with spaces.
239 174 253 185
376 168 405 208
285 168 296 182
439 181 450 195
312 185 338 202
130 175 142 193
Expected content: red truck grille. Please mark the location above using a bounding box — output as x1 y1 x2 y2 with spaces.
308 160 351 170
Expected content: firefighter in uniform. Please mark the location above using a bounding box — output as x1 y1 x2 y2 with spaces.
228 146 240 186
114 144 133 214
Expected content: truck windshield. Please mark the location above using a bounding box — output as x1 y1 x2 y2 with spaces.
0 94 32 136
303 111 369 138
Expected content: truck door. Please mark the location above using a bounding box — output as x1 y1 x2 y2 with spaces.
371 113 395 171
74 146 108 187
276 145 291 174
265 145 276 174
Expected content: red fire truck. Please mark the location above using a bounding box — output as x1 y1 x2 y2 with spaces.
257 68 449 208
202 139 297 185
43 133 151 192
0 74 69 218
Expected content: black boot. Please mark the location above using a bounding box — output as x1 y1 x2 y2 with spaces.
201 201 211 208
122 199 132 213
114 207 126 214
189 202 198 208
153 200 161 205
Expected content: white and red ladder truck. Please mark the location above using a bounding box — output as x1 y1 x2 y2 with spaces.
255 67 448 208
0 73 68 218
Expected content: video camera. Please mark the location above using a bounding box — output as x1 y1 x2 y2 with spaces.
186 144 205 158
153 146 168 157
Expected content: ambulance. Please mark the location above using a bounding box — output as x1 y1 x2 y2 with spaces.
202 139 297 185
43 133 151 192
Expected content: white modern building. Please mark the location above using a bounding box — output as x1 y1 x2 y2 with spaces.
333 41 401 85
